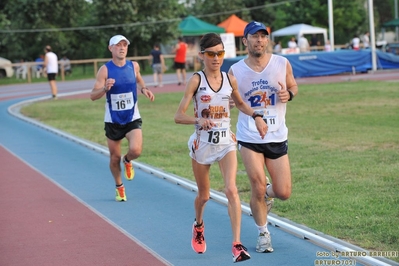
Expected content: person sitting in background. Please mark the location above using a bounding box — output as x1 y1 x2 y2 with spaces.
298 35 310 53
351 35 360 50
310 34 320 51
287 37 297 49
34 55 44 77
324 40 332 52
59 55 72 76
273 41 282 54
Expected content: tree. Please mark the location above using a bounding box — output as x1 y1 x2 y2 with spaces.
187 0 250 25
0 0 92 61
92 0 185 58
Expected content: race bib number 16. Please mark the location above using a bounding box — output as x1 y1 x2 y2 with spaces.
110 92 134 111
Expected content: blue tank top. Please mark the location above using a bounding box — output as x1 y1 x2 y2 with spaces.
104 60 139 124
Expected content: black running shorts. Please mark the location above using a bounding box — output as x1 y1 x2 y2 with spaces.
104 119 142 141
47 73 57 81
237 140 288 159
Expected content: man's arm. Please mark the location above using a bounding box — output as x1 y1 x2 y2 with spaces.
133 61 154 101
90 65 109 101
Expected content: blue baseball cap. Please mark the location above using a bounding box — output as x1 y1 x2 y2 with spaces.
244 21 269 37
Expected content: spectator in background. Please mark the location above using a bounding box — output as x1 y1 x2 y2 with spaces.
44 45 59 99
149 43 165 87
362 32 370 49
324 40 332 52
287 36 297 49
310 34 320 51
60 55 72 76
351 35 360 50
35 55 44 77
273 41 282 54
298 35 310 53
173 37 187 85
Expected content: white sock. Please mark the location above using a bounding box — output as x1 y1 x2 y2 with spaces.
256 222 269 234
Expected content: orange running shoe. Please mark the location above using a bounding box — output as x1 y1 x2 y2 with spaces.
123 156 134 181
191 221 206 254
115 186 127 202
232 242 251 263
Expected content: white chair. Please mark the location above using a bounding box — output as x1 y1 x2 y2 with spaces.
16 65 27 79
31 65 43 78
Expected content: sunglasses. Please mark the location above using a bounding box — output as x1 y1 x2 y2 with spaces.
201 50 225 58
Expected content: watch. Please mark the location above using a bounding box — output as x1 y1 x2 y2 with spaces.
288 90 294 101
252 111 263 120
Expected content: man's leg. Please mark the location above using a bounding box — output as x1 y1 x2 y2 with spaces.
176 68 182 84
124 128 143 161
49 80 58 97
240 147 268 226
265 154 292 200
182 68 186 85
239 146 273 253
106 138 123 186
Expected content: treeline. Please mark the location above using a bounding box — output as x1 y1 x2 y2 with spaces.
0 0 395 62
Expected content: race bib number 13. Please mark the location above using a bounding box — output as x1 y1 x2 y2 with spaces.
110 92 134 111
200 121 230 144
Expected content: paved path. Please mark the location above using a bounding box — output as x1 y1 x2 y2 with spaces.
1 71 398 266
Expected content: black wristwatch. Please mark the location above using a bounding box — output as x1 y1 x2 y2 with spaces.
252 111 263 120
288 90 294 101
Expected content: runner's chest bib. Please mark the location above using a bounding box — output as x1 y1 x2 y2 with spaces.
110 92 134 111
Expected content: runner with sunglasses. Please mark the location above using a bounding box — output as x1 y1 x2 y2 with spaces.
174 32 267 263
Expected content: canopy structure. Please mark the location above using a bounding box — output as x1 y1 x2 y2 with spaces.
382 18 399 27
272 23 327 44
217 14 248 37
179 15 225 36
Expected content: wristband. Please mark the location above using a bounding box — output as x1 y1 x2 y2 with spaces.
141 87 149 94
252 111 263 120
288 90 294 101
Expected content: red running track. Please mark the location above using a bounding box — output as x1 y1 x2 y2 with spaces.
0 145 169 266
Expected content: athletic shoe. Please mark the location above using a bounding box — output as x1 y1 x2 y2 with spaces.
256 232 274 253
115 186 127 202
232 243 251 263
123 157 134 181
191 221 206 254
265 177 274 214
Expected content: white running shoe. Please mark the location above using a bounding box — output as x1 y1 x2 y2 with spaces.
256 232 274 253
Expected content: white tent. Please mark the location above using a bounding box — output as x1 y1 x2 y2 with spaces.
272 23 328 44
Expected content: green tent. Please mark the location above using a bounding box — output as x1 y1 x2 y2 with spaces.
382 18 399 27
179 15 225 36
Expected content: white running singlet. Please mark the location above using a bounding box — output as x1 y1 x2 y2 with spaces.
188 71 236 165
230 54 288 143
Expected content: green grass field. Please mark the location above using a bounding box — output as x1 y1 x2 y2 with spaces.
20 80 399 261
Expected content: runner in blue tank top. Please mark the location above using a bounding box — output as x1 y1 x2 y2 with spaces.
90 35 155 202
